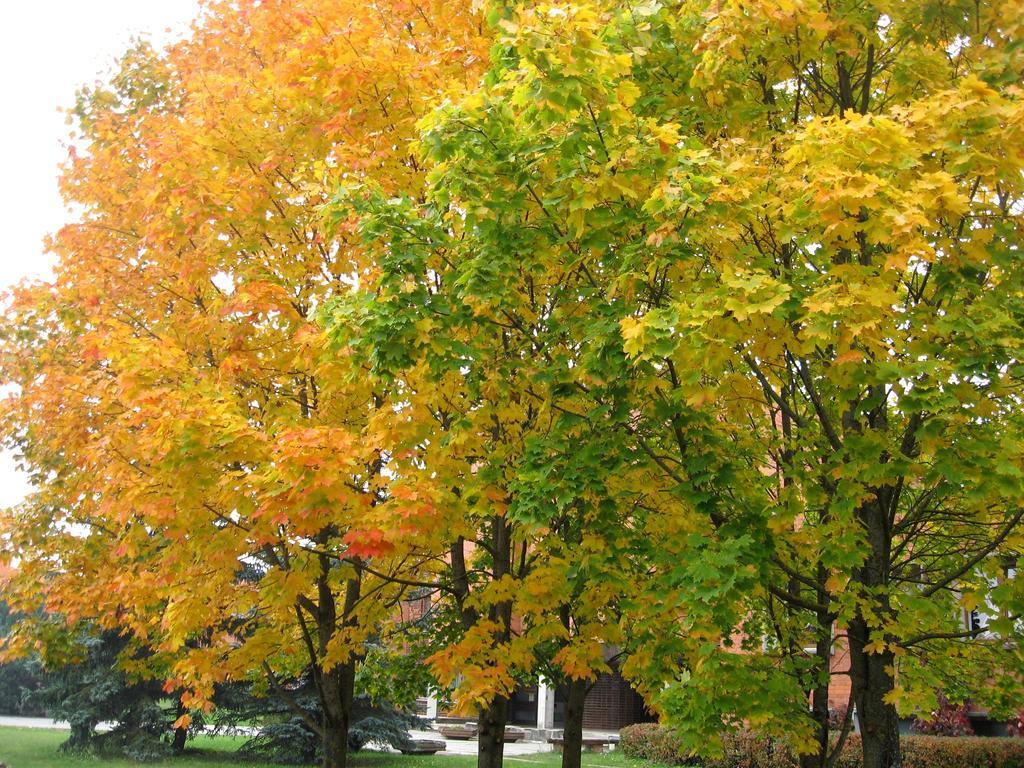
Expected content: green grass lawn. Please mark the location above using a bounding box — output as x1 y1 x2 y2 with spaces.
0 727 648 768
0 728 262 768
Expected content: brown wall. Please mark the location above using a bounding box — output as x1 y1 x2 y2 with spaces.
581 668 656 730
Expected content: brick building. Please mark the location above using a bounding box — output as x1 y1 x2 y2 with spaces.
422 664 655 733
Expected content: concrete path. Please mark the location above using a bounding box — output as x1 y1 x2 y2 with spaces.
408 730 553 756
0 716 83 730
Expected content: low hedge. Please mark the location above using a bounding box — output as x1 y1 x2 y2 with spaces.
619 723 1024 768
619 724 797 768
835 736 1024 768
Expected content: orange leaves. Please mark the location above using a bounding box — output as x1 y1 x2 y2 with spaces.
178 687 216 716
220 281 301 322
0 0 494 730
428 619 522 711
254 425 373 538
553 641 606 681
342 528 396 559
272 426 355 467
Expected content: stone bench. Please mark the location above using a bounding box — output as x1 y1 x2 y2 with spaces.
549 737 617 754
400 739 447 755
437 723 478 739
436 723 526 742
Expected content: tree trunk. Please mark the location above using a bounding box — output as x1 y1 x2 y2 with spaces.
172 699 188 753
316 568 361 768
475 516 515 768
848 616 900 768
848 495 900 768
323 720 349 768
560 677 589 768
321 659 357 768
477 695 509 768
801 582 834 768
800 675 830 768
171 725 188 753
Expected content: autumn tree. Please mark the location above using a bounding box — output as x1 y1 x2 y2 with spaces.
336 4 1024 768
536 1 1024 768
5 5 1022 768
324 203 542 768
0 3 489 768
323 6 678 767
614 2 1024 768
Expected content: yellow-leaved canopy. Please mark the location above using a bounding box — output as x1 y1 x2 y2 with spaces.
0 1 488 765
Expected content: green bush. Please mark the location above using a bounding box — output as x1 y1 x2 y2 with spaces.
707 729 798 768
619 724 1024 768
834 735 1024 768
619 723 797 768
620 724 688 764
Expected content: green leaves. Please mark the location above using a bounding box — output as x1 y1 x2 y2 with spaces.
392 0 1024 757
26 0 1020 758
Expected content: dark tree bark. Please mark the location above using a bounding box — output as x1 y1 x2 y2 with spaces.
172 698 188 753
478 516 515 768
171 726 188 754
560 677 590 768
477 694 510 768
321 659 358 768
314 563 362 768
849 616 900 768
321 660 357 768
800 648 831 768
848 496 900 768
800 563 836 768
322 727 348 768
450 512 521 768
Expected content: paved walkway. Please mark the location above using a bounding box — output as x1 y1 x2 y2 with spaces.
409 730 553 756
0 716 89 730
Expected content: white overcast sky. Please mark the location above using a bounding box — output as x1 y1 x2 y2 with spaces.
0 1 202 508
